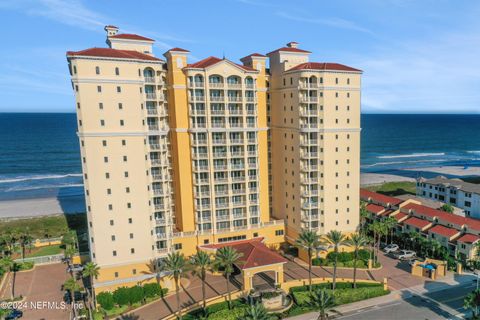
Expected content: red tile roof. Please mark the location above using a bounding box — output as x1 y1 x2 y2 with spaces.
360 189 404 206
186 56 256 72
403 217 431 229
365 203 385 214
288 62 361 72
457 233 480 244
394 212 408 222
402 203 480 231
66 48 162 61
267 47 312 55
201 238 287 269
380 209 395 217
428 225 460 238
168 47 190 53
109 33 154 41
241 53 267 60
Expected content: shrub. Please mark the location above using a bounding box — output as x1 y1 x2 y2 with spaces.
357 249 371 261
312 257 323 266
97 292 114 310
261 291 281 299
327 251 353 263
128 286 144 305
15 262 34 271
112 287 131 306
143 283 164 298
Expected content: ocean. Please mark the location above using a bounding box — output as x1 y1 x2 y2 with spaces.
0 113 479 201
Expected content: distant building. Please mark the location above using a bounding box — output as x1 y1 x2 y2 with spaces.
416 176 480 218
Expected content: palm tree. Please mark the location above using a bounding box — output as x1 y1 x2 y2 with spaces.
346 233 367 288
464 289 480 319
3 231 17 256
359 201 369 234
238 302 271 320
324 230 347 291
306 287 336 320
191 250 212 312
163 252 189 320
82 262 100 315
18 229 33 261
296 230 321 291
64 277 81 318
383 217 397 245
0 257 16 299
214 246 243 309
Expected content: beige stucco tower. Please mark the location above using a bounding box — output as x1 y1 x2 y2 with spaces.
66 27 361 293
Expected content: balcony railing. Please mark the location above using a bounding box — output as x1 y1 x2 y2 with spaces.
145 77 155 83
191 96 205 102
211 110 225 115
228 96 242 102
227 83 242 89
245 83 255 89
146 92 156 100
209 82 224 88
147 108 157 115
189 81 204 87
193 153 208 159
245 96 255 102
301 96 318 103
210 96 225 102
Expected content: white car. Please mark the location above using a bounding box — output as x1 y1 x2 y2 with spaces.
396 250 416 260
383 244 399 253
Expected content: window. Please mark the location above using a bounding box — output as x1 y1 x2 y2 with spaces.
115 67 120 75
174 243 182 250
127 203 131 208
77 103 80 109
275 229 284 236
123 156 127 162
129 233 134 239
130 248 135 254
99 102 103 109
113 251 117 257
118 103 123 110
97 86 102 92
95 66 100 75
124 171 129 178
116 86 121 93
128 218 133 223
100 120 105 126
120 120 124 126
110 220 114 226
108 204 113 210
104 156 108 163
122 140 126 146
111 235 116 241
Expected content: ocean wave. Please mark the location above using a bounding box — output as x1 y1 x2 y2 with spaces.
467 151 480 154
362 159 447 168
0 173 83 184
377 153 445 159
3 183 84 192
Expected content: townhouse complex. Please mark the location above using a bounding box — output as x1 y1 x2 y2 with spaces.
66 26 361 292
361 189 480 262
417 176 480 218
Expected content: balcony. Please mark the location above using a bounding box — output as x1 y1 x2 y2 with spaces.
245 83 255 89
228 109 242 115
156 233 168 239
147 108 157 115
230 164 245 170
195 165 209 171
149 144 161 150
189 81 204 87
212 122 226 128
228 96 242 102
213 152 227 158
192 139 207 145
148 124 159 131
299 82 319 89
214 164 228 170
300 96 318 103
229 122 243 128
227 83 242 89
302 177 318 184
193 153 208 159
210 96 225 102
192 122 207 129
231 151 245 157
152 188 163 195
211 109 225 115
232 189 246 194
191 96 205 102
300 123 318 129
195 191 210 197
195 178 210 184
212 139 226 145
145 77 155 83
216 215 230 221
191 109 206 116
300 109 318 117
230 139 244 144
154 203 165 210
155 218 166 225
146 92 156 100
216 202 229 209
231 176 246 182
245 96 255 102
209 82 224 88
232 201 246 207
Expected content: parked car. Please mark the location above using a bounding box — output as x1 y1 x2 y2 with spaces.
396 250 416 260
383 244 399 253
5 309 23 320
67 264 84 273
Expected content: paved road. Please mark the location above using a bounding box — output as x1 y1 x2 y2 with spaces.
291 279 476 320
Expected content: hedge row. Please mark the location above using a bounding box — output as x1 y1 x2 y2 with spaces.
290 281 381 293
97 283 168 310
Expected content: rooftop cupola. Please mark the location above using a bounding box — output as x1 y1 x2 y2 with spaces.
286 41 299 48
104 25 119 37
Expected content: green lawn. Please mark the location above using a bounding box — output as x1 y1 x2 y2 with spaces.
365 181 416 196
25 244 63 258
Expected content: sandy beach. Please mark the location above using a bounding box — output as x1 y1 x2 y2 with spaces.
0 195 85 220
403 165 480 176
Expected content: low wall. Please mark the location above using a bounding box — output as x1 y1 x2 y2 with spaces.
281 277 385 292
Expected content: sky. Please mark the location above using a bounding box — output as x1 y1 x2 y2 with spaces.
0 0 480 114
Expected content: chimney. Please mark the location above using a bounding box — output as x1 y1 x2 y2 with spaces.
286 41 299 48
104 25 119 37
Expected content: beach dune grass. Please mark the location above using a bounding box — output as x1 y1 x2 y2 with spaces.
365 181 416 196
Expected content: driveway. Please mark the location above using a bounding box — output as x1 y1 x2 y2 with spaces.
1 263 70 320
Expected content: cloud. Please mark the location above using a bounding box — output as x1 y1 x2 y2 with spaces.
276 11 374 34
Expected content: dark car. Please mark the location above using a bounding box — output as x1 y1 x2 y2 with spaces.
5 309 23 320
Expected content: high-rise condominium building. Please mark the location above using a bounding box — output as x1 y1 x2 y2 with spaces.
66 26 362 293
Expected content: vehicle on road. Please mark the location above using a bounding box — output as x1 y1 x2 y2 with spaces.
383 244 399 253
396 250 416 260
5 309 23 320
67 264 84 273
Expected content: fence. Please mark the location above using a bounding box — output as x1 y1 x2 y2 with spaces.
14 253 64 265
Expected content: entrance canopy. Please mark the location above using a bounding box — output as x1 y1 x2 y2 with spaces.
200 237 287 269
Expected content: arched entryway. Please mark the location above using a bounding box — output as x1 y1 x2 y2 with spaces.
251 270 277 291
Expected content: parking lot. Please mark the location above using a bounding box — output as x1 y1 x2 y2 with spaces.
2 263 71 320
